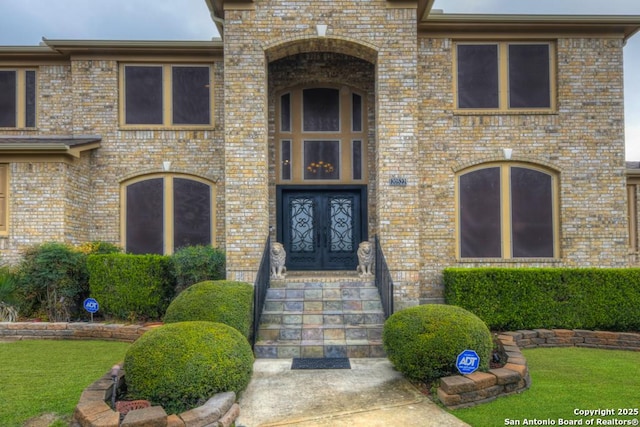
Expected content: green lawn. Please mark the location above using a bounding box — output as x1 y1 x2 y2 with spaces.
0 339 130 427
452 347 640 427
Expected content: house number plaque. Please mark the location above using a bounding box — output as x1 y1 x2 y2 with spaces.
389 177 408 187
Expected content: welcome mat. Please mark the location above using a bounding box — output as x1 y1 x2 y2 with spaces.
291 357 351 370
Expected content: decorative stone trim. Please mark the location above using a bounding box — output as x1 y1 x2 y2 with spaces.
73 368 239 427
0 322 150 342
437 329 640 410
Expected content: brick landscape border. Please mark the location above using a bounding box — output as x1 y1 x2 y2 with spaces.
437 329 640 410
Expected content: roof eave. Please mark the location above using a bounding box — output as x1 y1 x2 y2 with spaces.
42 39 223 56
420 14 640 42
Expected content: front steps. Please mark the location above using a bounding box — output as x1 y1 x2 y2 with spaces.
254 272 386 358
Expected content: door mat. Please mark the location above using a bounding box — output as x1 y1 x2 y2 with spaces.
291 357 351 370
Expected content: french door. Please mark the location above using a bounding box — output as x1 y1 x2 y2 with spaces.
278 187 367 270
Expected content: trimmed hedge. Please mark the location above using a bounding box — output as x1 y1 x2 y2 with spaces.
163 280 253 340
444 268 640 331
383 304 492 383
124 321 253 414
87 254 175 321
171 245 226 293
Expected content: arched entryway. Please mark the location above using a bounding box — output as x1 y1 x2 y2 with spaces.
267 48 376 271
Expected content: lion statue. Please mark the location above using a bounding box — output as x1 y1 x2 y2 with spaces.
270 242 287 279
356 241 374 277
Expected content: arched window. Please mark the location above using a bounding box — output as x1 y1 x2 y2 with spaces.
122 174 216 254
457 163 558 259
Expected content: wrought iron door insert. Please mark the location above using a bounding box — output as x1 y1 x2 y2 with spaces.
279 188 366 270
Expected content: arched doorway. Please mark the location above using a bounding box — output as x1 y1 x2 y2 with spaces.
268 52 376 270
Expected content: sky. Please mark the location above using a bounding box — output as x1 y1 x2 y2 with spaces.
0 0 639 159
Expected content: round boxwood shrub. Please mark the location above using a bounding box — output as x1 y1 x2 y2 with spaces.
124 321 253 414
383 304 492 383
163 280 253 339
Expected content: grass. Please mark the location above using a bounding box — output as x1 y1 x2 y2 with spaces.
0 339 130 427
452 347 640 427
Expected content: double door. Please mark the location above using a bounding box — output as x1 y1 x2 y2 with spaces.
279 187 366 270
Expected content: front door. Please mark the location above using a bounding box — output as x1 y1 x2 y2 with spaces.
279 187 366 270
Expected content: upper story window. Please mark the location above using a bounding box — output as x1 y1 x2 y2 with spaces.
120 64 213 127
457 162 559 259
454 42 555 112
0 69 36 128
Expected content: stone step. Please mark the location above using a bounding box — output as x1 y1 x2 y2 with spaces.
254 274 387 359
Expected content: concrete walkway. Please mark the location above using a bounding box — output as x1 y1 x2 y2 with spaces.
235 358 470 427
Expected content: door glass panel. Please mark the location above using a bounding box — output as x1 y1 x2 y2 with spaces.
304 140 340 180
173 178 211 251
459 167 502 258
303 88 340 132
329 197 354 252
126 178 164 254
290 196 315 253
511 167 554 257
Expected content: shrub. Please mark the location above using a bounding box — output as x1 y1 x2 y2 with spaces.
444 268 640 331
163 280 253 340
16 242 88 321
87 254 175 321
77 241 122 255
0 267 18 321
383 304 492 383
124 321 253 414
171 246 225 293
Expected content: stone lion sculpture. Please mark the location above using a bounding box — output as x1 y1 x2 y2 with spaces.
356 241 374 277
270 242 287 279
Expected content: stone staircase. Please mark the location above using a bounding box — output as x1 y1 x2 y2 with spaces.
254 272 386 358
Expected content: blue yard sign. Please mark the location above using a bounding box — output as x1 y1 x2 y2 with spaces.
83 298 99 314
456 349 480 375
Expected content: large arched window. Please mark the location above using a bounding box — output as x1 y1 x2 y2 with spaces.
122 174 216 254
457 163 559 259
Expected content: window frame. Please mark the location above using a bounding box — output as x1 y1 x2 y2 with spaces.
455 162 560 260
0 69 37 129
121 173 216 254
275 84 367 184
453 41 556 113
119 64 214 128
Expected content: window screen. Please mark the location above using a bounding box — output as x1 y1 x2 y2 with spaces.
281 93 291 132
173 178 211 250
304 140 340 180
508 45 551 109
172 66 210 125
125 66 163 125
352 93 362 132
303 88 340 132
457 45 499 109
126 178 164 254
0 71 17 127
459 167 502 258
510 167 554 257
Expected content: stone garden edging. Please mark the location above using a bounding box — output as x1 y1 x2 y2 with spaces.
437 329 640 410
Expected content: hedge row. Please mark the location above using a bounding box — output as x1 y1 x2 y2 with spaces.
444 268 640 331
88 254 175 321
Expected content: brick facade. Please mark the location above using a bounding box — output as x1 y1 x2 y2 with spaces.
0 1 638 309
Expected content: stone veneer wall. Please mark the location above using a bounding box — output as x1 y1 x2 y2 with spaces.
417 36 628 303
223 0 422 306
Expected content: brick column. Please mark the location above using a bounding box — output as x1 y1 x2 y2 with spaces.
223 8 270 284
375 6 421 310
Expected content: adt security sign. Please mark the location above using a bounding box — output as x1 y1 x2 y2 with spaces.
83 298 99 314
456 350 480 375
